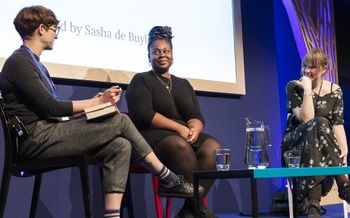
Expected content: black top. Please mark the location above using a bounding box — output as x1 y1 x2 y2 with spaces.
283 80 344 134
0 47 72 124
126 71 205 130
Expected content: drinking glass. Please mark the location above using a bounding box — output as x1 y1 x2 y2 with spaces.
283 149 301 168
215 148 231 171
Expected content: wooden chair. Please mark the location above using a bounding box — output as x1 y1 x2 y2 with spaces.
0 98 109 218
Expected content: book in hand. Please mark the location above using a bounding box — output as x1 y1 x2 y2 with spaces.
83 102 120 120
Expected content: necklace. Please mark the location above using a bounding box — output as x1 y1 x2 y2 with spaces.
314 79 323 96
153 72 172 92
314 79 323 103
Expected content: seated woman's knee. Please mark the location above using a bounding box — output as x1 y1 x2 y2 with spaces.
168 135 192 151
312 117 331 129
207 138 221 150
114 137 132 155
108 113 130 124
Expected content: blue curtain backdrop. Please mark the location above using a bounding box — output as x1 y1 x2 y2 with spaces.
0 0 349 217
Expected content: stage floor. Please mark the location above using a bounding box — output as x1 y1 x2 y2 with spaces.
216 203 346 218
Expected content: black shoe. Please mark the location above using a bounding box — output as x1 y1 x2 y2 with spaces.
175 207 194 218
199 205 218 218
307 202 322 218
175 205 217 218
157 175 204 198
339 181 350 204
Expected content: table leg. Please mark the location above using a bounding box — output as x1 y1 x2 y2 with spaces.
251 178 258 218
292 177 299 218
193 173 200 218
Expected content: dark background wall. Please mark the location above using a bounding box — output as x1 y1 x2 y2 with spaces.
335 0 350 143
0 0 349 217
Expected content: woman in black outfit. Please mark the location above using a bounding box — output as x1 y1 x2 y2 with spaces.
282 48 350 218
126 26 221 218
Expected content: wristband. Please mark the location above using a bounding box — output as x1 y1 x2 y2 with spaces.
303 91 313 96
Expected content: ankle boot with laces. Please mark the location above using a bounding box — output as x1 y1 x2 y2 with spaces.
339 181 350 204
307 202 322 218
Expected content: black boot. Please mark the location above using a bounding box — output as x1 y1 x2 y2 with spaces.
339 181 350 204
307 202 322 218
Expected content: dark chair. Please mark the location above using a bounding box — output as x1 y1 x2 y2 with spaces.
0 98 108 218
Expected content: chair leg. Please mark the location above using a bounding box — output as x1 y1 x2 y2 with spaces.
152 175 164 218
152 175 173 218
121 174 134 218
165 197 171 218
0 170 12 218
286 179 293 218
343 174 349 218
78 165 93 218
30 174 42 218
343 200 348 218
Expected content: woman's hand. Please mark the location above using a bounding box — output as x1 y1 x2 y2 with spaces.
333 125 348 166
339 149 348 166
178 126 192 139
178 126 198 144
185 119 203 144
293 76 312 91
339 144 348 166
186 128 199 144
96 86 122 104
72 85 122 114
93 92 103 98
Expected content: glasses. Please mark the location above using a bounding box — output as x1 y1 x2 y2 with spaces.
45 24 60 36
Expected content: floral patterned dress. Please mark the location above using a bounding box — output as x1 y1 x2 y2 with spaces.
282 80 344 198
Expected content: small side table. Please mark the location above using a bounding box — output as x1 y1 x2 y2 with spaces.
193 167 350 218
193 169 258 218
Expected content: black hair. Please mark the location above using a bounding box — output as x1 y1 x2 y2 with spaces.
147 26 173 51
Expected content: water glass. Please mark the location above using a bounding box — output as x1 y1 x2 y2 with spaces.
283 149 301 168
215 148 231 171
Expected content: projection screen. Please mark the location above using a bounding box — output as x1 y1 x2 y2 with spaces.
0 0 245 95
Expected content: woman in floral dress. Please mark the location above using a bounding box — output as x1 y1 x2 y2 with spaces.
282 48 350 217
